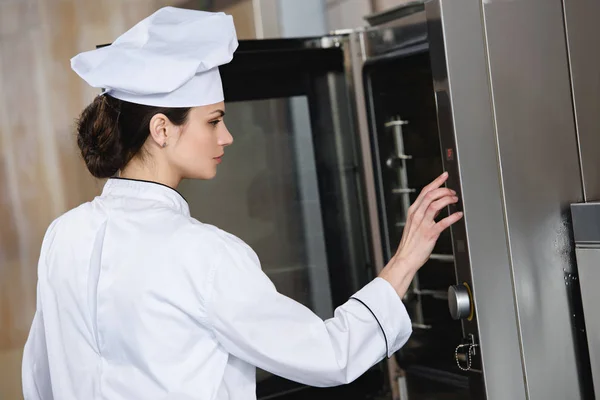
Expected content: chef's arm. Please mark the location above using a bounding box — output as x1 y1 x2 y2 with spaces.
205 244 412 387
205 172 463 386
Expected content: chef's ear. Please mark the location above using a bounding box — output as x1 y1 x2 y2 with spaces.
149 113 168 148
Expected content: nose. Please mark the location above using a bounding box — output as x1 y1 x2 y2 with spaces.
218 125 233 147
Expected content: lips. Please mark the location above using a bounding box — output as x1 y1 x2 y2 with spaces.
214 154 224 164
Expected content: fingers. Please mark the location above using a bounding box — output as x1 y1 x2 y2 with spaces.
433 211 464 236
408 172 452 217
425 171 450 193
412 187 457 223
425 195 459 221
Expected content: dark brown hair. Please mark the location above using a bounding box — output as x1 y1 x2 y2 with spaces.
76 95 191 178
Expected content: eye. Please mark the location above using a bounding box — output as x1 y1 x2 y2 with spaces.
209 119 222 127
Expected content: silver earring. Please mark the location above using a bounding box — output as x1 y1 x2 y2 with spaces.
162 142 167 148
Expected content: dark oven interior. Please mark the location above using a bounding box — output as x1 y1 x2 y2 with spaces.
363 47 471 399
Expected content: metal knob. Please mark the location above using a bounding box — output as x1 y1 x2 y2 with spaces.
448 284 472 320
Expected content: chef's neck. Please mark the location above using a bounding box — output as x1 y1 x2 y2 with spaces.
118 157 182 189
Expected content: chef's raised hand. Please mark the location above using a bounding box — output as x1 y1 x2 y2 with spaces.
379 172 463 298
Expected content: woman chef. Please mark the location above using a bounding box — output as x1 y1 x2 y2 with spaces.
22 7 463 400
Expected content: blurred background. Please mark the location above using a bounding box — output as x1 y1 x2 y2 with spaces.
0 0 414 398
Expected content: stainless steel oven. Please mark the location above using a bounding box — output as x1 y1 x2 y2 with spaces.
117 0 600 398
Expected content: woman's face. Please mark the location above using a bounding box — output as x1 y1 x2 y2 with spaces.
168 102 233 180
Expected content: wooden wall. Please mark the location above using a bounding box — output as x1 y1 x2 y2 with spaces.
0 1 255 398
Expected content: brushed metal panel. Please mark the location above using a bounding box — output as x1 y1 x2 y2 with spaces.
481 0 586 398
562 0 600 201
425 1 526 399
574 247 600 398
571 202 600 245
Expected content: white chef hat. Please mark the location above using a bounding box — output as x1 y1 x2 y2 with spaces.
70 7 238 107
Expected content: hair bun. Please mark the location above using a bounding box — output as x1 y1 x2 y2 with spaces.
76 96 125 178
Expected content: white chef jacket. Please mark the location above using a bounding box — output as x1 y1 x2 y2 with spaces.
22 177 412 400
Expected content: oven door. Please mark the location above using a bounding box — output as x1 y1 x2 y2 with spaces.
178 37 388 399
356 3 491 398
360 30 475 400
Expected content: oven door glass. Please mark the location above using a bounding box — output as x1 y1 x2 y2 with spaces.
179 37 387 400
363 46 472 399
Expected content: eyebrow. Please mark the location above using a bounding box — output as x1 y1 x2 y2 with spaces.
210 109 225 117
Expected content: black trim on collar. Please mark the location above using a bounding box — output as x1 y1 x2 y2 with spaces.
109 177 188 202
